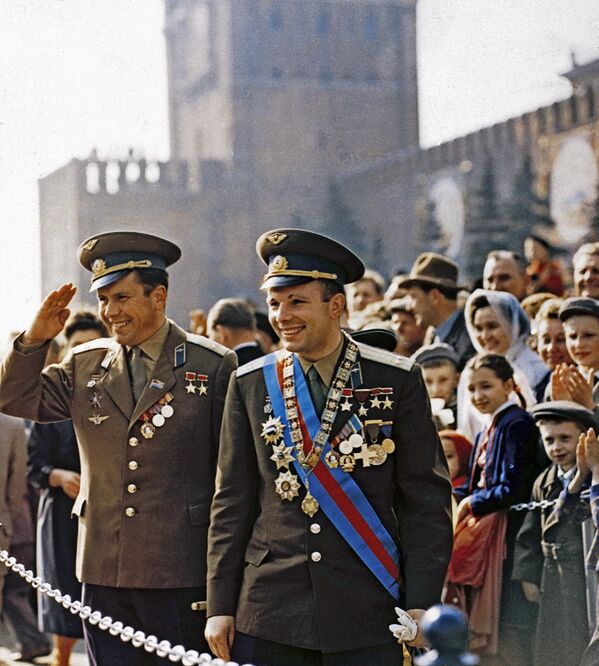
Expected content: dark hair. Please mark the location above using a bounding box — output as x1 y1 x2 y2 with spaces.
64 310 108 340
466 353 526 408
319 279 344 301
208 298 256 330
469 294 490 321
417 282 459 301
132 268 169 295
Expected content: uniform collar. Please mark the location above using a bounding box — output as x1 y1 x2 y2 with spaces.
297 335 344 388
127 318 169 361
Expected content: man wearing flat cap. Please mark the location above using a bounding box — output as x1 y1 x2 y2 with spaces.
205 229 452 665
398 252 474 370
0 231 237 665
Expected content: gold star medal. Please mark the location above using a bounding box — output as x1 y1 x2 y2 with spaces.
261 416 286 444
274 471 300 501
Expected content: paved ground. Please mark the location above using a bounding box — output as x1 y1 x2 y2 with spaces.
0 621 88 666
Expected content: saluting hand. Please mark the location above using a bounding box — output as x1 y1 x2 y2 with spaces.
23 283 77 345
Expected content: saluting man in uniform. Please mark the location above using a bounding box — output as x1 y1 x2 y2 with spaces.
205 229 453 666
0 231 237 665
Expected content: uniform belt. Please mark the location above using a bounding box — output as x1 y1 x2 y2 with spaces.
541 540 583 561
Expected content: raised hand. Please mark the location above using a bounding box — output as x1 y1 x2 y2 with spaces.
562 366 595 410
550 364 572 402
23 283 77 345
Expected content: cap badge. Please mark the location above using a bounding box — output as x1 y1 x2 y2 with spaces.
92 258 107 275
271 255 288 273
82 239 99 252
267 232 287 246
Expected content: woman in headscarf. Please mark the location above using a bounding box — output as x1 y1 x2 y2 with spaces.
457 289 547 441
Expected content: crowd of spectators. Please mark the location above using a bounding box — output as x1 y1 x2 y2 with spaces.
4 234 599 665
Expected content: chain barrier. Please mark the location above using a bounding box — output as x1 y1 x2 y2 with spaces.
509 498 559 512
0 550 235 666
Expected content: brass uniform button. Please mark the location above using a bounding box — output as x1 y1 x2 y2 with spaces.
128 461 138 470
310 551 322 562
310 523 321 534
128 437 139 447
125 507 136 517
127 484 137 494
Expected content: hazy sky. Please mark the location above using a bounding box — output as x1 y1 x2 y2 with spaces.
1 0 598 336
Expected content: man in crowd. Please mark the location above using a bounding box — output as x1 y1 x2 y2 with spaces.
345 268 385 327
398 252 474 370
0 231 237 665
389 298 427 357
207 297 264 365
205 229 452 665
573 242 599 299
483 249 529 300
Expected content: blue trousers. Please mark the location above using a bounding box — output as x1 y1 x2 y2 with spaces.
82 583 209 666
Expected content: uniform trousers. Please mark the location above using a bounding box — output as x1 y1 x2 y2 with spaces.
232 632 404 666
82 583 209 666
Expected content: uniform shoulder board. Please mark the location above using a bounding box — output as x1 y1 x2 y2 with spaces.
72 337 115 355
236 355 267 378
185 331 228 357
356 342 414 371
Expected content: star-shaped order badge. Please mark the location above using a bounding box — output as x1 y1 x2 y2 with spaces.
261 415 285 444
274 470 300 501
270 443 295 469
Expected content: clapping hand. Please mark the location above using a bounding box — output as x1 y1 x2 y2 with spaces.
551 363 595 409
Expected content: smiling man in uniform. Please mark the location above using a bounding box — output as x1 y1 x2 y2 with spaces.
0 231 237 665
205 229 452 666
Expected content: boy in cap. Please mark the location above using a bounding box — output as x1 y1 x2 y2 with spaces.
0 231 237 665
205 229 452 666
412 343 460 428
512 400 594 666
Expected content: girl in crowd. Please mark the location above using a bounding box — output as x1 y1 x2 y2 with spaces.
439 430 473 526
449 354 538 665
458 289 547 440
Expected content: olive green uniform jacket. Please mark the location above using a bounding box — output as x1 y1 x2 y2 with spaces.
0 322 237 589
207 341 453 653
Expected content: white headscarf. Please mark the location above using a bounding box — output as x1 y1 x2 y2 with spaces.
457 289 548 440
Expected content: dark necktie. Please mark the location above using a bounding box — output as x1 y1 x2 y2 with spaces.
307 365 327 417
128 347 147 403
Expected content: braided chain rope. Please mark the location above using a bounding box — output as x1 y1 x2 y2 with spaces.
509 498 559 512
0 550 239 666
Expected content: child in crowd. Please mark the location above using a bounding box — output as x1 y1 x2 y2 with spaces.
512 401 593 666
438 429 472 526
413 343 460 428
448 353 538 664
551 297 599 412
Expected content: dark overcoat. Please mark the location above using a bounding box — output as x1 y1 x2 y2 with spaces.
512 464 590 666
207 340 453 653
0 321 237 588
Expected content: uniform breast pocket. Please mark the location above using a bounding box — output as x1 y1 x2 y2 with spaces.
187 501 211 526
244 541 270 567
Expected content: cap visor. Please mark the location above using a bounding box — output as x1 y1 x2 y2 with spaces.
90 269 129 292
261 275 313 290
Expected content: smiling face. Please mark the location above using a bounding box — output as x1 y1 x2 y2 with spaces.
472 306 510 355
466 366 513 415
538 420 582 472
574 253 599 299
536 317 571 370
96 271 167 347
266 281 344 361
563 314 599 371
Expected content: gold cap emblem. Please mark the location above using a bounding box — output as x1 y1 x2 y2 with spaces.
271 255 288 273
92 258 107 275
82 239 99 252
267 232 287 246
